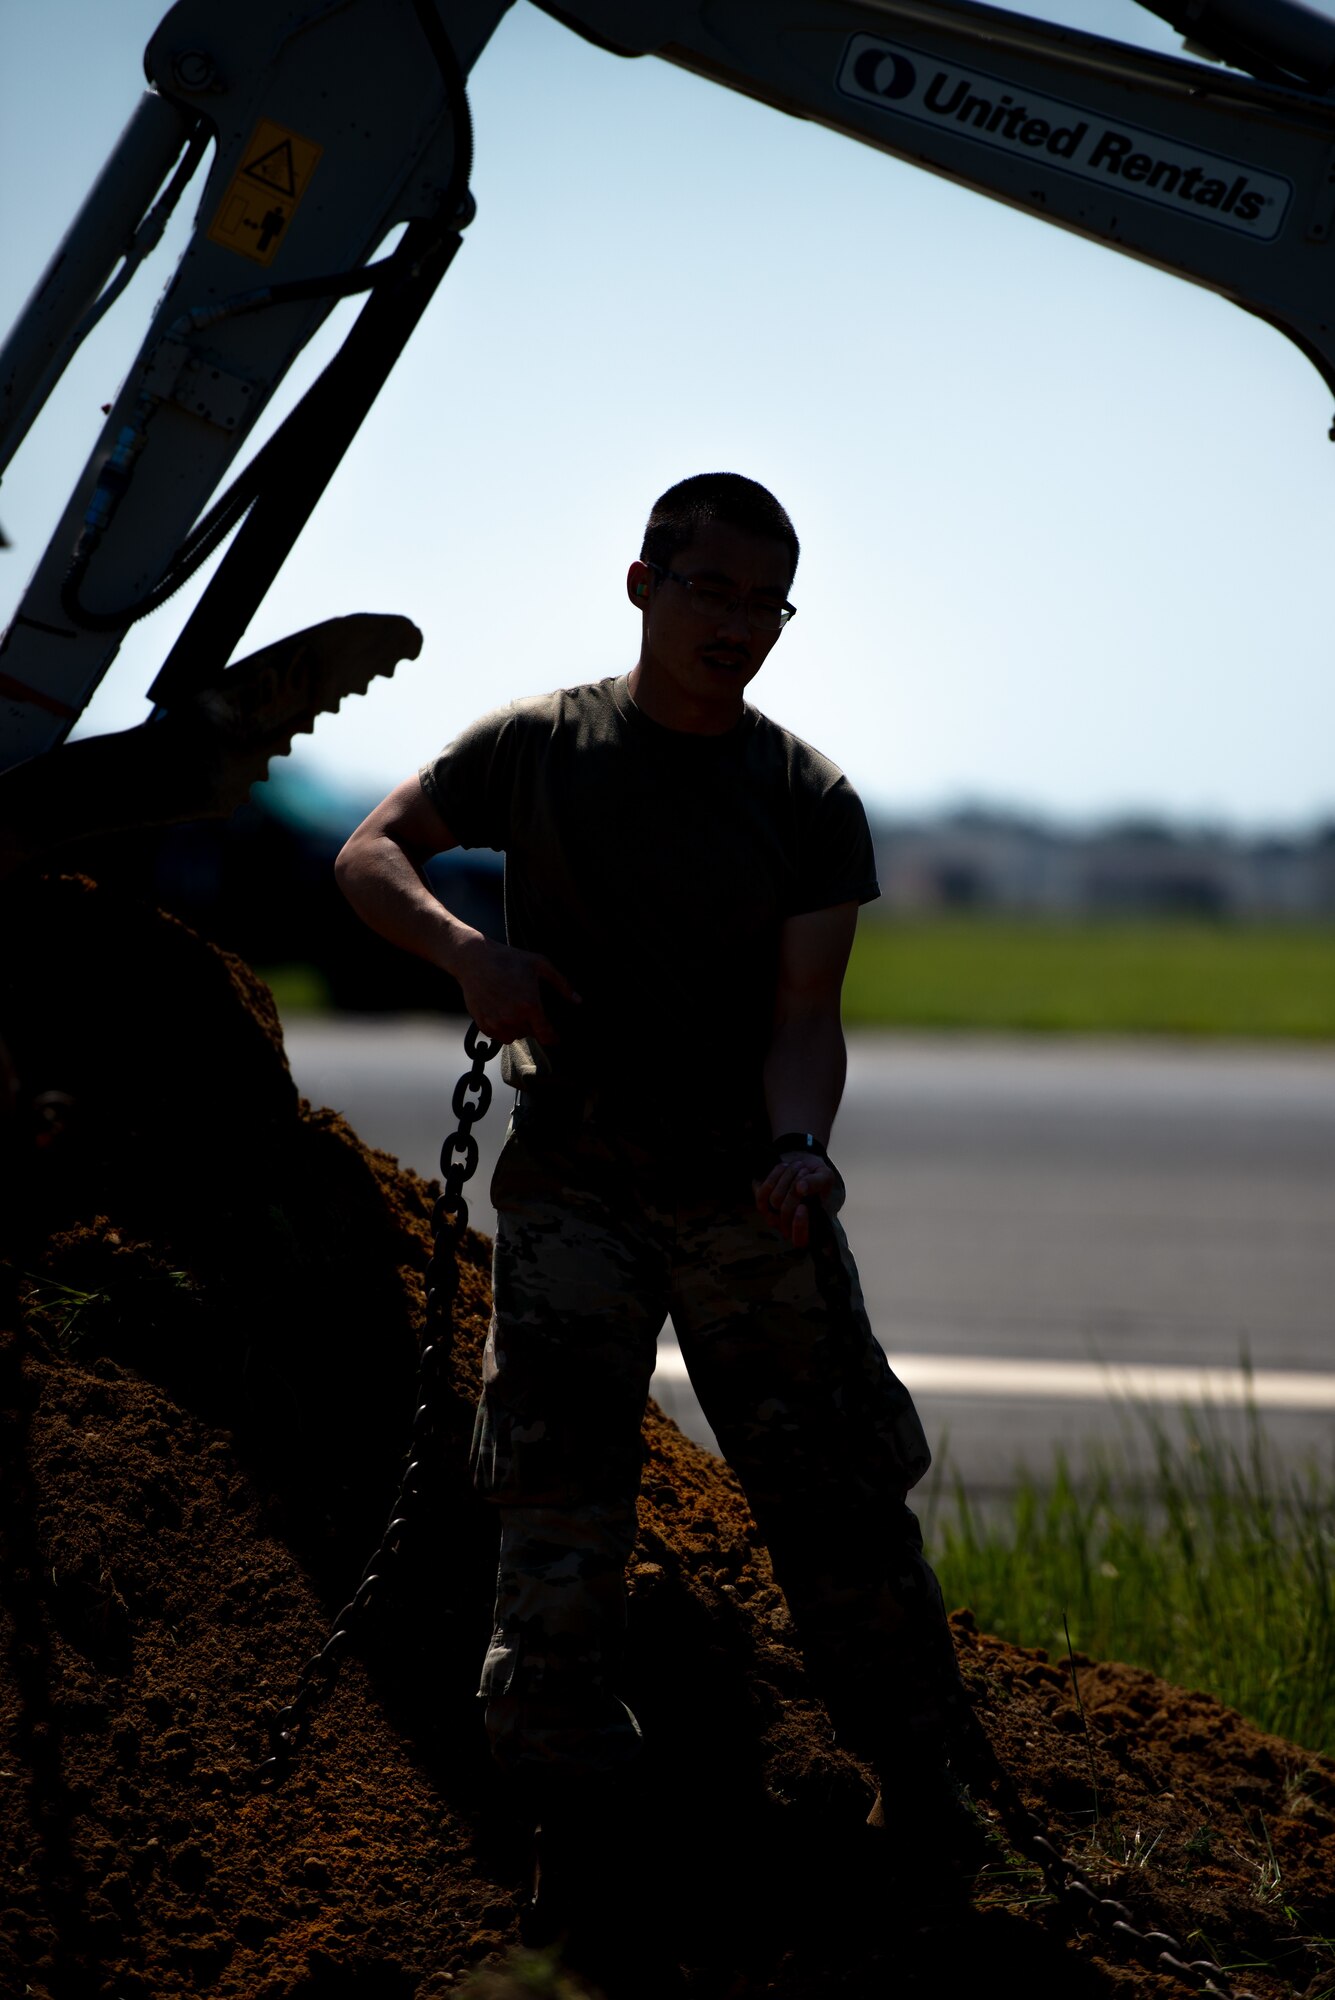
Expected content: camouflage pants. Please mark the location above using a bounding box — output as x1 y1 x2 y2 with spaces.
469 1099 963 1777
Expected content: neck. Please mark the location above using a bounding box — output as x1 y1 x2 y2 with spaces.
627 658 744 737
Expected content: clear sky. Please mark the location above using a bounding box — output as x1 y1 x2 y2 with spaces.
3 0 1334 831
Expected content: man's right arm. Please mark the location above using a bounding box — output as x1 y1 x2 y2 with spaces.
334 775 579 1044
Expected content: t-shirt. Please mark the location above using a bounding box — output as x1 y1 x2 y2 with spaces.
419 673 879 1131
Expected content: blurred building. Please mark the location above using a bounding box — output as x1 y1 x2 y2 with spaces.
872 808 1335 918
66 773 1333 1018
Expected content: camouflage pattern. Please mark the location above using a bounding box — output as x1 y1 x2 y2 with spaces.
470 1097 964 1776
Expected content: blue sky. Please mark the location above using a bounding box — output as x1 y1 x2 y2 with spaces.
3 0 1334 831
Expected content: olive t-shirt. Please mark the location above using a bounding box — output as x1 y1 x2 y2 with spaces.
419 674 878 1130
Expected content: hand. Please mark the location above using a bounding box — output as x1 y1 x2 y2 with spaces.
754 1150 839 1251
453 936 580 1045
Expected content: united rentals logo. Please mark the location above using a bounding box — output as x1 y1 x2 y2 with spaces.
837 34 1291 241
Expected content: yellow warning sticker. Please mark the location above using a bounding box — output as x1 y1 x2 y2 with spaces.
207 118 323 266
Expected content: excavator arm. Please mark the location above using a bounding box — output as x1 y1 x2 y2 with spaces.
0 0 511 849
2 0 1334 857
611 0 1335 384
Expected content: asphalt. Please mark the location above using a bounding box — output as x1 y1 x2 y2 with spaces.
281 1018 1335 1497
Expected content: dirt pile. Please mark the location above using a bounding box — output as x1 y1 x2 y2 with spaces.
1 876 1333 2000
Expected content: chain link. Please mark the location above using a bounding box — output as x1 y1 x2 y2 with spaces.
242 1040 1264 1998
246 1019 503 1785
955 1714 1262 2000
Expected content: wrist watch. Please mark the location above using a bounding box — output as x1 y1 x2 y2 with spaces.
770 1131 829 1162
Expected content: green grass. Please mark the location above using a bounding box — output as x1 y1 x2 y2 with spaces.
253 962 332 1014
459 1952 596 1998
844 917 1335 1038
925 1402 1335 1757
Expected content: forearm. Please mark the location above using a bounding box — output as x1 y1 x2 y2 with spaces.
763 1008 847 1146
334 831 485 977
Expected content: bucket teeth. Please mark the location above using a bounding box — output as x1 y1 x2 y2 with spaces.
0 612 423 876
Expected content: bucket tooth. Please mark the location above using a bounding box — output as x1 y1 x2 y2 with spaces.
0 612 422 878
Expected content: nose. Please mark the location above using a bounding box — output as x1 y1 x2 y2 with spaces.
717 598 753 643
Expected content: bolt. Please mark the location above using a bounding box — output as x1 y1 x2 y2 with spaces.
172 48 217 92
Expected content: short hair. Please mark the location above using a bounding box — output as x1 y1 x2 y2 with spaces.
640 472 799 582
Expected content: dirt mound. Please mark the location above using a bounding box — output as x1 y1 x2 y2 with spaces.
1 877 1332 1999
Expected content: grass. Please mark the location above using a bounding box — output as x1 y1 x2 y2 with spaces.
843 916 1335 1038
925 1399 1335 1757
254 919 1335 1036
253 962 332 1014
458 1951 596 1998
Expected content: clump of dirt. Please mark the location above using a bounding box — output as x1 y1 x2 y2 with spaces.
1 875 1332 2000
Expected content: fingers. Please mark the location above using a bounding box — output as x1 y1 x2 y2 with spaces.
463 945 578 1044
476 1002 557 1045
777 1182 813 1249
524 955 581 1043
535 956 582 1005
756 1160 823 1209
755 1158 829 1244
527 1008 559 1046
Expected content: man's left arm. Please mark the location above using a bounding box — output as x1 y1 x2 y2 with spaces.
755 901 859 1250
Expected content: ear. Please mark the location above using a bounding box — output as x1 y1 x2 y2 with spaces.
626 560 652 610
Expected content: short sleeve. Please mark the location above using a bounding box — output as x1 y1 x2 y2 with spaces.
791 775 880 914
419 704 521 852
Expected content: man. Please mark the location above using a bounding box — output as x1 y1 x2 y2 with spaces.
335 472 970 1946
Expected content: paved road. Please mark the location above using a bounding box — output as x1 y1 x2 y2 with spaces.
283 1019 1335 1497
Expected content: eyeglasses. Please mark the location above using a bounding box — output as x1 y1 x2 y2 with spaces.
646 563 797 633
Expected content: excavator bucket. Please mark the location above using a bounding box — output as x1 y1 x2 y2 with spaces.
0 611 422 880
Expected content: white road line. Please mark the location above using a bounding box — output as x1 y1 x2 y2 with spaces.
651 1348 1335 1409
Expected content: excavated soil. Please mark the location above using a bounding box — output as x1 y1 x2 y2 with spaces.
1 875 1333 2000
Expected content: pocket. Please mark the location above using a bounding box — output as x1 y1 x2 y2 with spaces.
471 1311 649 1508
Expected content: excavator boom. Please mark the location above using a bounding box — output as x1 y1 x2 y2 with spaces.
564 0 1335 386
1 0 1334 836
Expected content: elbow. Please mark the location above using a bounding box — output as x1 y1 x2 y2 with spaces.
771 995 843 1037
333 834 362 902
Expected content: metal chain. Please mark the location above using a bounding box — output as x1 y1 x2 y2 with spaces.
954 1714 1263 2000
247 1019 503 1785
804 1206 1259 1996
242 1050 1262 1999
